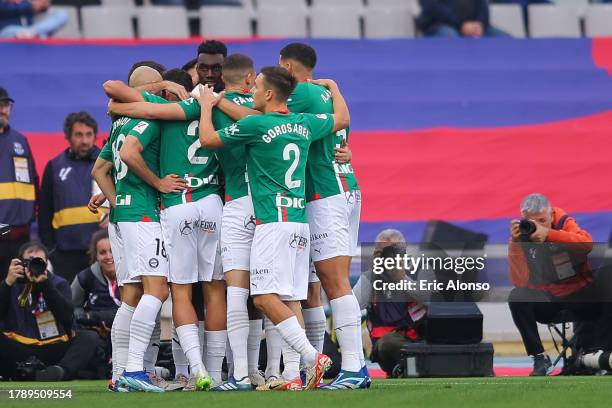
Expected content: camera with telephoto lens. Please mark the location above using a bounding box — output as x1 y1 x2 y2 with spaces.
17 257 48 283
518 219 537 242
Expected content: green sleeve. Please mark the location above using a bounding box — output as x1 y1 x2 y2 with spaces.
141 90 168 104
126 120 161 149
99 140 112 161
218 115 258 147
304 113 335 142
178 98 201 121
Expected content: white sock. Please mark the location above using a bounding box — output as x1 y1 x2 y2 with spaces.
205 330 227 385
264 317 282 379
303 307 326 352
281 337 301 380
111 303 135 382
143 314 161 375
276 316 317 367
176 324 207 377
126 294 163 372
226 287 250 380
330 295 363 372
171 325 189 377
248 319 263 374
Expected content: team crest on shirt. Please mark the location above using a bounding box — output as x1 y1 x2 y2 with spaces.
132 121 149 134
13 142 24 155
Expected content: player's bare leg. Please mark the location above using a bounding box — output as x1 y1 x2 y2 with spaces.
203 280 227 386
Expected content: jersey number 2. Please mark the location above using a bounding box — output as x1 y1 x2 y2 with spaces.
187 120 208 165
283 143 301 189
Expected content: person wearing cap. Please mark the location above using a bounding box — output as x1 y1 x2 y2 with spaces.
0 87 39 283
38 112 102 283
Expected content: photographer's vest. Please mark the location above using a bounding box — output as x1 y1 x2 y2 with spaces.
49 148 100 251
524 214 586 285
0 127 36 228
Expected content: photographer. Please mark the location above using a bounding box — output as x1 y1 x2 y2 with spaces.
71 230 120 377
508 193 598 376
0 241 99 381
355 230 428 377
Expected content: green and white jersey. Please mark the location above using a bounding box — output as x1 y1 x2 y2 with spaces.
218 111 334 224
100 91 163 222
158 97 222 209
179 92 253 202
287 82 359 202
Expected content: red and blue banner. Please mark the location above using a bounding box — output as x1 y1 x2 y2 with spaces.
3 38 612 243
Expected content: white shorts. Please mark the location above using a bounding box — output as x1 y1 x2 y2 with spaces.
250 222 310 301
160 194 223 284
221 196 255 273
307 190 361 262
116 221 168 283
108 222 131 287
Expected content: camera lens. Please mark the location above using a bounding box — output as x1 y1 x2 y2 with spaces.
518 219 537 236
27 257 47 277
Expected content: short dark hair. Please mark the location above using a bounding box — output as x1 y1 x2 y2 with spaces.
197 40 228 57
64 112 98 139
18 241 50 261
222 54 254 85
89 229 109 264
280 43 317 70
181 58 198 71
260 66 297 102
127 60 166 82
162 69 194 93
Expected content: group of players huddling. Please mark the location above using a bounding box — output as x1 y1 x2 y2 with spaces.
88 40 368 392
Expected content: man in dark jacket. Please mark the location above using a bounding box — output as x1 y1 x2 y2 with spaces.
0 0 67 38
38 111 102 283
0 86 38 283
0 241 99 381
418 0 509 37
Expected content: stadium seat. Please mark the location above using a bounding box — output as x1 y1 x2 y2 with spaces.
81 6 135 39
553 0 589 17
257 6 307 37
369 0 419 11
137 6 189 39
256 0 307 7
42 6 81 39
311 0 363 7
364 6 414 39
489 4 526 38
528 5 581 38
585 5 612 37
310 6 361 39
101 0 136 6
200 6 251 37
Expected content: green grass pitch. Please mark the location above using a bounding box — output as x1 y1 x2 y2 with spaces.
1 377 612 408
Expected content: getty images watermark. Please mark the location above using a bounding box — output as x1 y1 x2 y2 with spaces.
370 251 490 292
